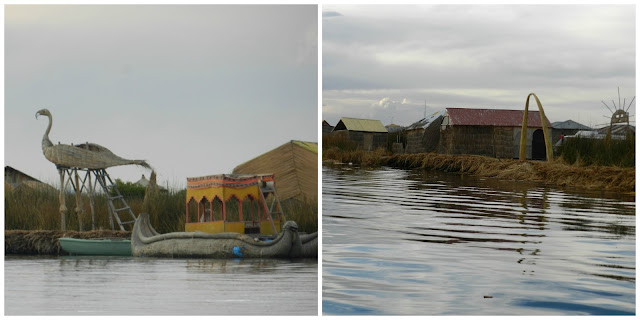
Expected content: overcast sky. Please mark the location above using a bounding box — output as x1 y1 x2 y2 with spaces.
322 4 635 129
5 5 318 188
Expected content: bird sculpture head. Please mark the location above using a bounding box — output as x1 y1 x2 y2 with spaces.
35 108 51 119
35 108 54 149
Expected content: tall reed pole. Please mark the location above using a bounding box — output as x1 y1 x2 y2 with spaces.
519 93 553 161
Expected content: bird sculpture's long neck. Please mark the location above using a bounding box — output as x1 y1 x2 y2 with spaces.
42 113 54 149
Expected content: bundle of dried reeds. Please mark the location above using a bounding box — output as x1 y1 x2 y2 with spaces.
5 230 130 255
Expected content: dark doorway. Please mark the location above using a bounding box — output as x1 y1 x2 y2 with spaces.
532 129 546 160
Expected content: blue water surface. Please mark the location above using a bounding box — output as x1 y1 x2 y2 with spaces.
322 165 635 315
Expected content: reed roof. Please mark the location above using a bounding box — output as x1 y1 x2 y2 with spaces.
232 140 318 203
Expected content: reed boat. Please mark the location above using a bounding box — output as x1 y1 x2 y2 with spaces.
131 213 301 258
59 237 132 256
131 174 317 258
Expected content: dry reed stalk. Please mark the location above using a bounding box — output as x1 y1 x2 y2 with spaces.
326 151 635 192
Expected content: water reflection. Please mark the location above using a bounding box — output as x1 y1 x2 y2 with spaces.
185 258 318 274
323 164 635 315
5 256 318 315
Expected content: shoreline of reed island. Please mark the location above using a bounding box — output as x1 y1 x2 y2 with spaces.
323 148 635 193
5 229 131 256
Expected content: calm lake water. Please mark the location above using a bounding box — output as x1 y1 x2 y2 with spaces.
322 164 635 315
4 256 317 315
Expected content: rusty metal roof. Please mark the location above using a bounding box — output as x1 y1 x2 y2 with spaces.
334 117 388 133
446 108 552 128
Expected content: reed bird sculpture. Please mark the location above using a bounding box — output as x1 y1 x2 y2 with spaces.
36 108 151 231
36 109 151 170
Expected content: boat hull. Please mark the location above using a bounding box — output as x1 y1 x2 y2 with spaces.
291 232 318 258
59 237 132 256
131 213 312 259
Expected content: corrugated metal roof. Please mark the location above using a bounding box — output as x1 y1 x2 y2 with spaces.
552 120 591 130
334 117 388 133
407 110 446 130
446 108 552 128
596 124 635 135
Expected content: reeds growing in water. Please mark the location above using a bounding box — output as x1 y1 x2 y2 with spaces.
557 134 635 167
5 183 317 234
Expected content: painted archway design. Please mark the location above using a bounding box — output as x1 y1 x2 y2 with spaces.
519 93 553 161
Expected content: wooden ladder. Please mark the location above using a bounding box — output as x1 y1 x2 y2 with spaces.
258 180 287 237
94 169 137 231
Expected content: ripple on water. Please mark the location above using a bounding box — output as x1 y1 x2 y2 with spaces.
322 165 635 315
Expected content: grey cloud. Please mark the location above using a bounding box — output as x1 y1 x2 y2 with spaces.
6 5 318 185
323 5 635 127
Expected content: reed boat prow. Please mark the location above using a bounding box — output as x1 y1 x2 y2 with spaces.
290 231 318 258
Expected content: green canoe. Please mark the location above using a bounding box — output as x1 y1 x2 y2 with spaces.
59 237 132 256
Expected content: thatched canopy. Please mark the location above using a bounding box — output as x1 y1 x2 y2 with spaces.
232 140 318 203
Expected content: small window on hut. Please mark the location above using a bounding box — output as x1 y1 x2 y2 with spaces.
187 198 198 223
225 196 241 222
242 197 261 223
212 197 223 221
199 198 211 222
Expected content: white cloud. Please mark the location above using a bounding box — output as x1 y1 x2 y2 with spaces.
377 97 391 108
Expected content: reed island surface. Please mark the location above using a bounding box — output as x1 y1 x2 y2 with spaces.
322 150 635 193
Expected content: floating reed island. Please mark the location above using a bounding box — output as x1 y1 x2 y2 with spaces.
323 149 635 193
5 230 130 255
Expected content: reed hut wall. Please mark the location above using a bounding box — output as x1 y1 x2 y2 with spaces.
493 127 513 159
405 128 425 153
405 122 442 154
440 126 495 156
438 126 541 159
331 130 387 151
232 141 318 203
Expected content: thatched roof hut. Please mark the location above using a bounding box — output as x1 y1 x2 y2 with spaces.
331 117 388 151
5 166 55 192
232 140 318 203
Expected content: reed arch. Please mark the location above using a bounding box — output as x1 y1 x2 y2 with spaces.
519 93 553 161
